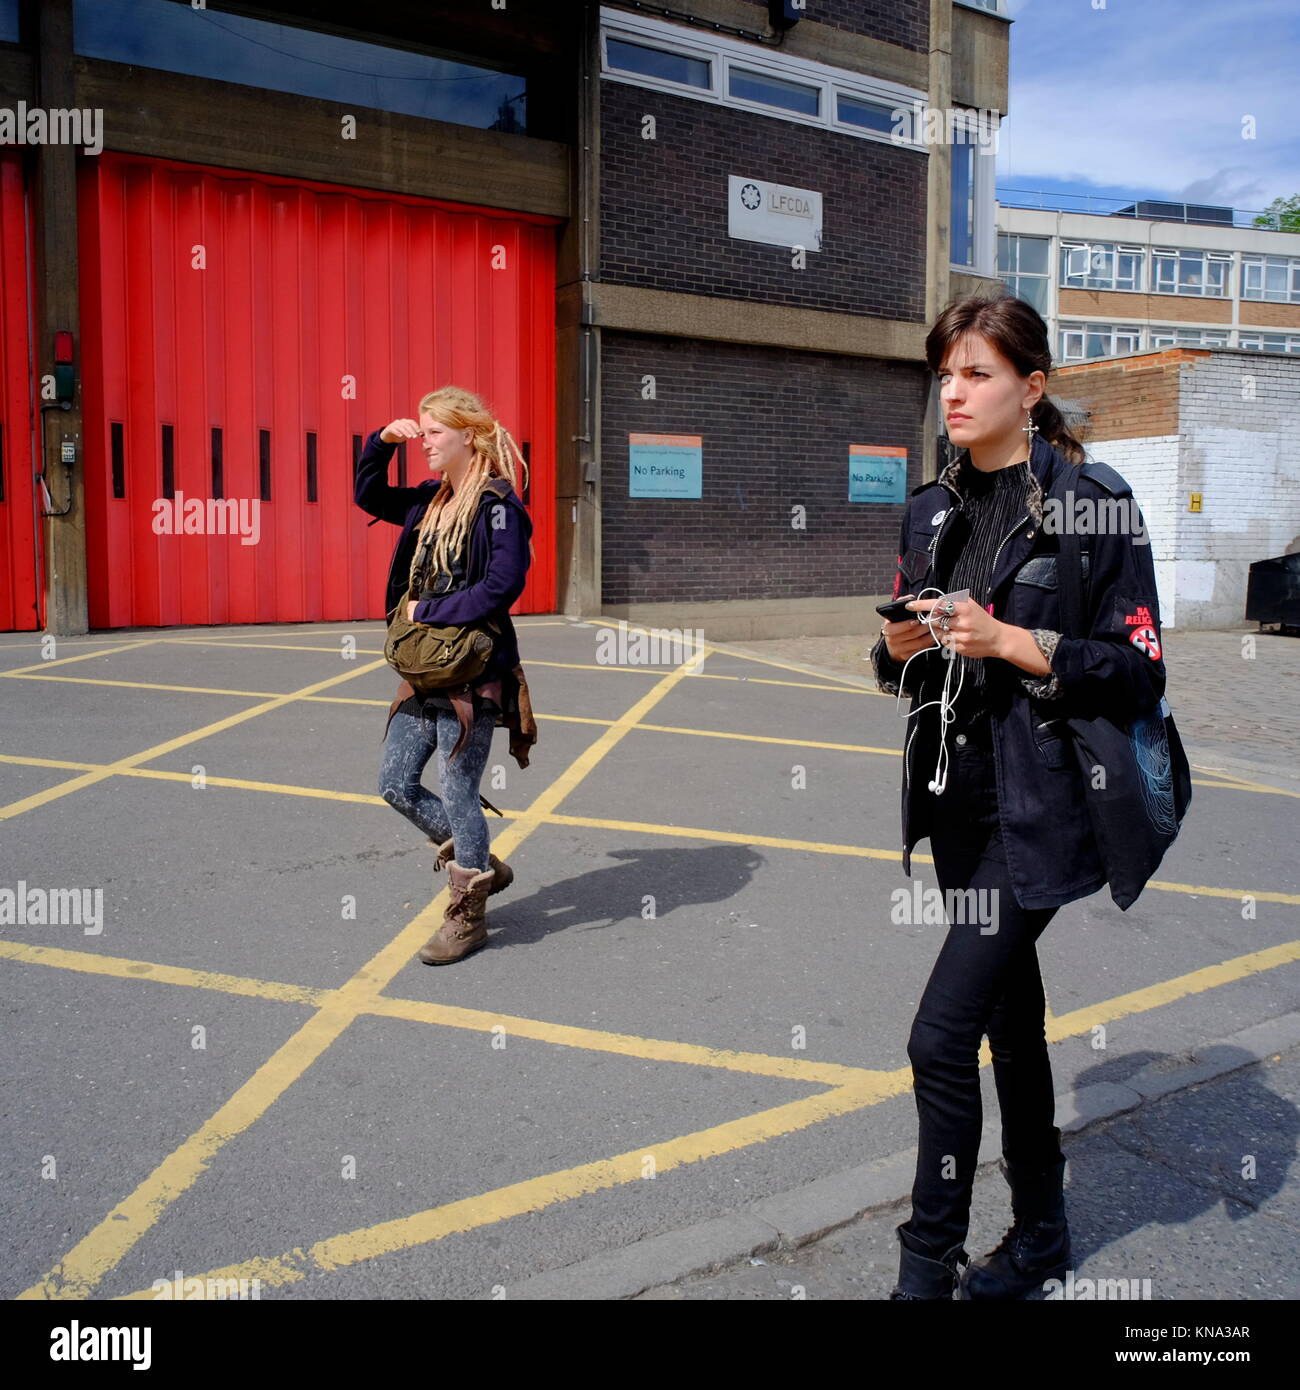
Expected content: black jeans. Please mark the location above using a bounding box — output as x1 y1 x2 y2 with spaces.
902 714 1062 1255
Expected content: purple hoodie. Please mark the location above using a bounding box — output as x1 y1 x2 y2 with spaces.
353 428 533 676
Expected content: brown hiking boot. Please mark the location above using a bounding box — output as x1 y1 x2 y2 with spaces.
418 860 493 965
430 836 513 896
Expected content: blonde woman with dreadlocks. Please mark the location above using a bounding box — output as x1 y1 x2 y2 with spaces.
355 386 536 966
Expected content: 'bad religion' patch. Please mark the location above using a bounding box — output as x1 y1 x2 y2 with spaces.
1129 626 1161 660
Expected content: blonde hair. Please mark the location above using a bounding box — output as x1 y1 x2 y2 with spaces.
409 386 532 590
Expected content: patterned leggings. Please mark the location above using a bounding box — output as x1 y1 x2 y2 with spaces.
377 705 498 871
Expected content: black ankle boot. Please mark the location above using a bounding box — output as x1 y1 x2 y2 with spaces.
888 1222 969 1300
961 1144 1070 1300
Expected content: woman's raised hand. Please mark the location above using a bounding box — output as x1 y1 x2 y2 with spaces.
380 418 421 444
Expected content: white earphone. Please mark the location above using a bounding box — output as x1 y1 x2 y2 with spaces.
889 586 971 797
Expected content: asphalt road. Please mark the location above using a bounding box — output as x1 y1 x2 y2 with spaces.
1 615 1296 1304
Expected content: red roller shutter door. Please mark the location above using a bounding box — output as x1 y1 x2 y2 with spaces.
0 151 40 632
79 152 557 628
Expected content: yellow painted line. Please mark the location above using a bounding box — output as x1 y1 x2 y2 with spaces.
159 639 380 655
541 811 912 863
1048 940 1300 1042
110 1077 896 1298
363 995 867 1085
588 615 875 691
4 673 309 700
156 638 866 692
18 646 715 1300
109 935 1300 1299
679 669 870 693
1143 879 1300 906
0 679 1291 794
0 638 159 676
0 940 327 1007
684 646 877 692
3 749 1292 903
0 938 867 1084
1189 768 1300 800
0 657 389 823
634 722 901 755
0 675 623 726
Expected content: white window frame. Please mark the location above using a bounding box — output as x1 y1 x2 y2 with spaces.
1240 253 1300 303
1150 247 1232 298
1238 330 1300 352
955 0 1008 14
1059 240 1144 292
599 7 929 151
948 114 996 276
1058 322 1144 362
1149 326 1229 348
998 233 1051 314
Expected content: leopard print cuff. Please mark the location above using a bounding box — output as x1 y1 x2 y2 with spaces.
1018 628 1064 700
871 634 907 697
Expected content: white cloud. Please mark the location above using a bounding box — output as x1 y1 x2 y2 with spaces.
997 0 1300 210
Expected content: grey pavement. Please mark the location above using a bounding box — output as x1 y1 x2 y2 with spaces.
0 615 1296 1311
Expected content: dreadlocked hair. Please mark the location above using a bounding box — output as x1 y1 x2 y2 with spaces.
408 385 533 590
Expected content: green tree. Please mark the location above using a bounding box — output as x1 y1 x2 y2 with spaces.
1251 195 1300 232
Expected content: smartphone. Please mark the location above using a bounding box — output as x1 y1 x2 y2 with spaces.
875 589 971 624
875 595 918 622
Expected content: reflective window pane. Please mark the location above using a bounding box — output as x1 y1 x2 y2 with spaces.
837 93 897 135
729 67 819 116
73 0 527 132
950 143 974 266
1016 236 1049 275
607 37 710 89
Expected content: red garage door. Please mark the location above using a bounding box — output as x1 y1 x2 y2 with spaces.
0 151 41 632
78 152 557 628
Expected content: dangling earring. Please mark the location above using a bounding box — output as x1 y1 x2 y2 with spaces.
1022 409 1039 440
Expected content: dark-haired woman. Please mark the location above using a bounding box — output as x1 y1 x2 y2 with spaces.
871 293 1168 1300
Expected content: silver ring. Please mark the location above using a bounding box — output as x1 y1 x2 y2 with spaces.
941 599 956 615
938 614 950 630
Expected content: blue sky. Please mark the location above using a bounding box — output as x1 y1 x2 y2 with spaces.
998 0 1300 221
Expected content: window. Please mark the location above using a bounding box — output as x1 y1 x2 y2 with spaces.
1059 241 1143 292
956 0 1006 12
606 37 711 90
1151 248 1231 297
1059 322 1143 362
1241 254 1300 303
73 0 527 132
1239 331 1300 353
948 113 996 275
951 143 975 268
0 0 18 43
837 93 899 136
998 233 1049 314
600 8 927 150
1149 326 1228 348
729 67 819 116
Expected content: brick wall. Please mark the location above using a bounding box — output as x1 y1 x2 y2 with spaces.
600 331 929 604
734 0 929 50
1056 350 1189 441
599 81 928 320
1056 348 1300 627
